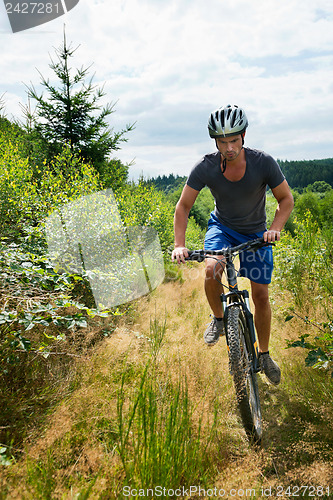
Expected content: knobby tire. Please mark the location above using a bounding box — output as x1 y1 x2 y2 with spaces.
227 305 262 444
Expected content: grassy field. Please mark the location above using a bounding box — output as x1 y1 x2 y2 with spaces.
1 265 332 499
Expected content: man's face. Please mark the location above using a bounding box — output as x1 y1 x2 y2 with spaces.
215 134 243 161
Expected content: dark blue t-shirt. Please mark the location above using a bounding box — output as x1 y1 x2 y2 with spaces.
187 148 285 234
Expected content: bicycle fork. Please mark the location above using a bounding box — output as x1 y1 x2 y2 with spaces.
221 290 261 374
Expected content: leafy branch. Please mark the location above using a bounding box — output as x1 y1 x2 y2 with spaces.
0 234 119 368
285 311 333 377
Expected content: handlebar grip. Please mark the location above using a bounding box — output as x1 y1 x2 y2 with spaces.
185 250 206 262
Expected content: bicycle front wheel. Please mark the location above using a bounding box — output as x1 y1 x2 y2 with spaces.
227 305 262 443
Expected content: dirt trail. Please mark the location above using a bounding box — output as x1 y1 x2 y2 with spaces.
113 264 333 496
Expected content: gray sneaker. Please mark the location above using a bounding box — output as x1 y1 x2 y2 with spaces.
204 317 225 346
259 352 281 385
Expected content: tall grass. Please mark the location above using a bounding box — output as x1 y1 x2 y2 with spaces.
274 212 333 375
116 317 218 492
148 313 167 358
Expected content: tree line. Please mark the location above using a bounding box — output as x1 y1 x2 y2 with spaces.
278 158 333 190
148 159 333 195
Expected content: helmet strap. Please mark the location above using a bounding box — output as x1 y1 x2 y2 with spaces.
216 133 245 174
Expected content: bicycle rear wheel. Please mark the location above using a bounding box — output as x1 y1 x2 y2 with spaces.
227 305 262 443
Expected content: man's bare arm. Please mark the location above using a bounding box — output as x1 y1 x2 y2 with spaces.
265 180 294 242
172 185 200 263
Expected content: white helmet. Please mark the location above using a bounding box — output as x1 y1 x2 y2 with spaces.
208 104 248 138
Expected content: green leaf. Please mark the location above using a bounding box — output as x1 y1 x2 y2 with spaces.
76 319 87 328
305 348 328 367
0 454 12 466
18 336 31 352
285 314 294 322
25 322 36 331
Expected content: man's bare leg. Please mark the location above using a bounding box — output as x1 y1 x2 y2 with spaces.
250 280 281 384
202 257 226 345
204 257 225 318
250 281 271 352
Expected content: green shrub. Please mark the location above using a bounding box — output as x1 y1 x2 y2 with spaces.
0 133 101 234
115 182 174 253
0 133 38 231
33 147 101 218
116 182 204 257
274 213 333 376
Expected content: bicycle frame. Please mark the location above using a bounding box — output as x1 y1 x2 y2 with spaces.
186 237 271 374
221 258 260 373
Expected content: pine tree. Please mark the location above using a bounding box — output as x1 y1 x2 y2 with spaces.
25 29 134 185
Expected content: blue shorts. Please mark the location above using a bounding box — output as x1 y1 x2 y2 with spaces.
204 213 273 285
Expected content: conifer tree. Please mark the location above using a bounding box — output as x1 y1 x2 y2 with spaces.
25 29 134 185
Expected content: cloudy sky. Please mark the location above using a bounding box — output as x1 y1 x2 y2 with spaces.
1 0 333 180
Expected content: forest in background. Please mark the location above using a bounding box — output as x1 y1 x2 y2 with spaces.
148 156 333 194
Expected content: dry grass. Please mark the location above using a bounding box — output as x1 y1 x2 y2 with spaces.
1 264 332 498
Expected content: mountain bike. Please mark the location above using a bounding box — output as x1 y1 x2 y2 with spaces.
186 237 273 444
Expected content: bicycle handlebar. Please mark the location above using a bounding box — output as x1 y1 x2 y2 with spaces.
185 237 274 262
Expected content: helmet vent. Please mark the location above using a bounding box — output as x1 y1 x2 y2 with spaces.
208 105 248 138
220 110 225 128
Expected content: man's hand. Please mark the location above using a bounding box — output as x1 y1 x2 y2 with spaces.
263 230 281 243
171 246 189 264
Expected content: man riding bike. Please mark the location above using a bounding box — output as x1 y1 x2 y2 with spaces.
172 104 294 385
